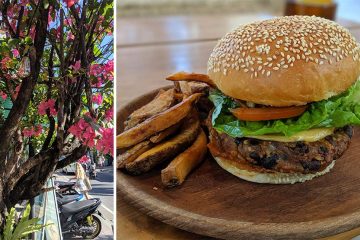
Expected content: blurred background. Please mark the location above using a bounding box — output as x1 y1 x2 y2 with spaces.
118 0 359 21
117 1 360 240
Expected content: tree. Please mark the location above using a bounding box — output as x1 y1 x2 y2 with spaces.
0 0 113 227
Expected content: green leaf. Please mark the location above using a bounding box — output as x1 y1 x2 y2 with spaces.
209 80 360 138
3 207 16 240
1 204 51 240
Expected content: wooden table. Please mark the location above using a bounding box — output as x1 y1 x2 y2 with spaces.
117 13 360 240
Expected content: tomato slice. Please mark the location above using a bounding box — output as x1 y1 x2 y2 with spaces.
230 105 307 121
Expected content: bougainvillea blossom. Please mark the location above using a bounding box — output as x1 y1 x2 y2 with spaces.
92 93 103 105
11 49 19 58
38 99 57 116
64 0 78 8
0 91 7 100
96 127 113 155
78 155 90 163
23 125 43 137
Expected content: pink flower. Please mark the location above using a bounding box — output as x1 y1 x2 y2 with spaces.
71 60 81 71
23 128 35 137
69 118 96 148
67 32 75 41
20 0 30 7
0 91 7 100
48 6 54 25
77 118 89 130
69 124 83 137
20 0 29 6
105 107 113 121
1 57 11 69
38 99 57 116
90 64 102 76
23 125 42 137
11 49 19 58
96 128 113 156
78 155 90 163
92 94 103 105
104 60 114 73
83 127 96 147
38 102 47 115
64 0 77 8
34 125 43 136
64 17 73 26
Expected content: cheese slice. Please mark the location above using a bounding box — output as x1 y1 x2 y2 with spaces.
248 128 335 142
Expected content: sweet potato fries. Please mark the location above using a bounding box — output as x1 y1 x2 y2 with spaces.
117 79 210 187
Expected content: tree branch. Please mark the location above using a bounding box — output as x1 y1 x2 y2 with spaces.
42 47 55 151
6 147 57 195
0 3 49 165
56 145 87 170
16 6 25 38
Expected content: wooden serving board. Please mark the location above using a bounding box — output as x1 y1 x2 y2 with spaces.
117 88 360 240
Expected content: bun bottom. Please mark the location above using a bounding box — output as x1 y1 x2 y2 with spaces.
214 156 336 184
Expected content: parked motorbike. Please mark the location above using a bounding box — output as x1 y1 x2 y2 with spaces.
55 181 78 195
56 192 85 206
59 198 103 239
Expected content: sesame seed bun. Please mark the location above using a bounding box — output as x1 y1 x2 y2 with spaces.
207 16 360 106
214 156 336 184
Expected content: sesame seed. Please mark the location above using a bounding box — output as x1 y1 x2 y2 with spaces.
207 15 359 77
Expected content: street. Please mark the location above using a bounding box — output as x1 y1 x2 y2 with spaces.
88 166 114 239
55 166 114 239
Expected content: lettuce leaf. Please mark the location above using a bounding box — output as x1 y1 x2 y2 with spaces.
209 80 360 138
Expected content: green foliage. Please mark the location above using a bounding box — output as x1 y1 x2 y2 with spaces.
1 204 50 240
209 80 360 137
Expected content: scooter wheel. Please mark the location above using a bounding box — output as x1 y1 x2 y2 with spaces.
82 215 102 239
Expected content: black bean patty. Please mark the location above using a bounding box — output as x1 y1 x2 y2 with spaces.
208 124 353 174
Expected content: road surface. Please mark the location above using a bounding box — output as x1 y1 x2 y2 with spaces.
89 166 114 239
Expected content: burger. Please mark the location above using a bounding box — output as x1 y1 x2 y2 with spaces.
206 16 360 184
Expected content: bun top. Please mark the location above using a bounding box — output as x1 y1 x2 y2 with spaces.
207 16 360 106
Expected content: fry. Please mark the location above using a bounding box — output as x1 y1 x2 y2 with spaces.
125 89 176 130
125 114 200 175
117 93 202 149
117 140 153 169
174 93 184 101
149 121 182 144
166 71 217 88
161 129 207 187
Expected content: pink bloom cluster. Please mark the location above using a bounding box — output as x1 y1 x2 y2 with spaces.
11 49 19 58
38 99 57 116
89 60 114 87
71 60 81 71
1 57 11 70
20 0 30 6
0 91 7 100
105 107 113 121
69 118 96 147
92 93 103 105
69 118 113 156
96 127 113 155
78 155 90 163
64 0 78 8
23 125 42 137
